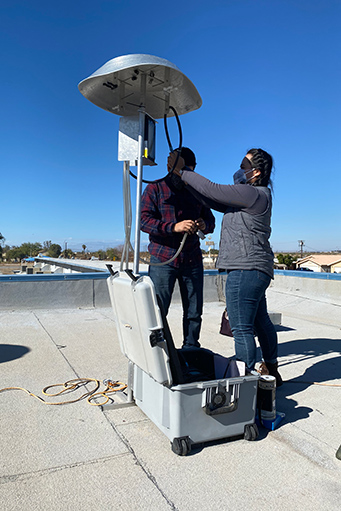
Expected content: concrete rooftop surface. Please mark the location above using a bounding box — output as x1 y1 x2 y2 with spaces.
1 286 341 510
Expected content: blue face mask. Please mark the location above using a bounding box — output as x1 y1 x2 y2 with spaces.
233 168 246 184
233 157 256 185
233 168 256 184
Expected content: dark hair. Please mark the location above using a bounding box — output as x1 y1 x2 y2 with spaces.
176 147 196 168
247 148 273 188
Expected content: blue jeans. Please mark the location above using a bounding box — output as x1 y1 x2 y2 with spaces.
225 270 278 370
149 257 203 348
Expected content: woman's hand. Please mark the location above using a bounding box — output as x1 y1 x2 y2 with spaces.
167 151 185 175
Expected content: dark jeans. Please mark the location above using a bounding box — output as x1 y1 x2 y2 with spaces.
149 257 203 348
225 269 278 370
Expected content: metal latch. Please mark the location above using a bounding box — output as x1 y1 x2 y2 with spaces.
149 328 165 347
204 383 240 416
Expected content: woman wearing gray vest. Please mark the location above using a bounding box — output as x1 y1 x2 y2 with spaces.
168 148 282 386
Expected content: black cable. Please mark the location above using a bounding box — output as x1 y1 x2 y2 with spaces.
128 169 165 184
128 105 183 184
164 106 183 152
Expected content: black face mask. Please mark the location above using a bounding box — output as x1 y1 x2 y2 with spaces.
170 172 184 190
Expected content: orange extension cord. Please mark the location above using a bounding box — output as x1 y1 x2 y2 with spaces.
0 378 127 406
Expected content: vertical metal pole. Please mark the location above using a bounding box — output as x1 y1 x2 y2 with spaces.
126 361 134 403
120 161 132 271
133 73 146 275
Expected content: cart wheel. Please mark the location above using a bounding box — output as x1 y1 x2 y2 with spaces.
171 437 191 456
244 423 259 441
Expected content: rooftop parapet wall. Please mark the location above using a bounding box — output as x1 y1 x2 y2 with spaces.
0 273 109 310
0 270 340 310
270 270 341 306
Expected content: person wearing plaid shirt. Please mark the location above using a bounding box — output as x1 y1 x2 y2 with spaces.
141 147 215 348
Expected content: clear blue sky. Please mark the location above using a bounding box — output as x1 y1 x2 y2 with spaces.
1 0 340 253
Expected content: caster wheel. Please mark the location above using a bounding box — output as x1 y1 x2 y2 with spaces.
171 437 191 456
244 423 259 441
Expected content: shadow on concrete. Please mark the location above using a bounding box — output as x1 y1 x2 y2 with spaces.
289 355 340 383
0 344 31 363
253 337 341 429
275 325 295 332
279 337 341 387
275 392 313 427
274 337 341 427
279 337 341 361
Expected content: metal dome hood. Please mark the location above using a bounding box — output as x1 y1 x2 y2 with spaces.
78 54 202 119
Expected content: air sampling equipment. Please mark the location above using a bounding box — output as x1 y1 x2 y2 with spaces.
78 54 267 454
118 113 156 166
78 54 202 273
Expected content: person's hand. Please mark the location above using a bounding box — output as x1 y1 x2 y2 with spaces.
195 218 206 231
173 220 197 234
167 151 185 175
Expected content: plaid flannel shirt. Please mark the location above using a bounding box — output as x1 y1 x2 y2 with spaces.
140 175 215 268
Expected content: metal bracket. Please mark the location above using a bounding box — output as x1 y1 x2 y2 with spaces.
106 264 118 276
124 269 138 281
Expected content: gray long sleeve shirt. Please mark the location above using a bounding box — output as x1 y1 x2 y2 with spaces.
181 170 274 278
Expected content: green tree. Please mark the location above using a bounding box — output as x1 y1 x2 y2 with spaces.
21 242 43 257
5 247 20 261
48 244 62 258
96 250 106 260
277 253 285 264
7 242 42 261
62 248 74 259
43 240 52 250
106 248 119 260
277 253 297 268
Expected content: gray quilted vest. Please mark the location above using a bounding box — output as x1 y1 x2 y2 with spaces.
216 187 274 278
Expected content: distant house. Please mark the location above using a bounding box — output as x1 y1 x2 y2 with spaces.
274 263 287 270
295 254 341 273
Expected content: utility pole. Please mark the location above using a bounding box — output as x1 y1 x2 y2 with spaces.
298 240 304 258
